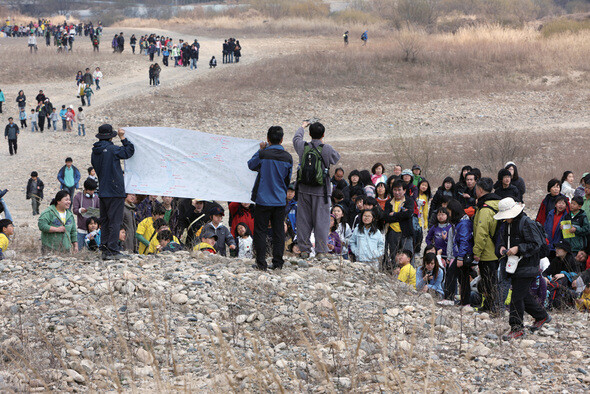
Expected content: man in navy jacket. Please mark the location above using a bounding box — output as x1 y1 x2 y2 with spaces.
91 124 135 260
248 126 292 270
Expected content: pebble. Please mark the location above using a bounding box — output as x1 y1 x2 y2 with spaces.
171 293 188 304
66 369 85 384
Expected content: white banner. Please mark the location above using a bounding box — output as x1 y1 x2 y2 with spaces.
123 127 260 203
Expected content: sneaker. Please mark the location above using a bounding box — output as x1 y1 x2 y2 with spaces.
502 330 525 341
529 315 552 332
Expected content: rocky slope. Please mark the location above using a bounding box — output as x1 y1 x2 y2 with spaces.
0 251 589 392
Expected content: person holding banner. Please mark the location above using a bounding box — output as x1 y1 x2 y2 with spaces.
248 126 293 270
91 124 135 260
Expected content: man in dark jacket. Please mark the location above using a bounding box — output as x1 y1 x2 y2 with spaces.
117 32 125 53
383 180 415 271
495 197 550 340
248 126 293 270
4 117 19 155
35 90 46 104
494 168 521 202
91 124 135 259
82 68 93 85
26 171 44 215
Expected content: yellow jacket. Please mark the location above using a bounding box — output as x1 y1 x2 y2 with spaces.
136 217 155 255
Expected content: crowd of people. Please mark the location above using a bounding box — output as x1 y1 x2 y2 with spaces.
3 118 590 340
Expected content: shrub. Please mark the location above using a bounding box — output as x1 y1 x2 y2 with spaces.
542 17 590 37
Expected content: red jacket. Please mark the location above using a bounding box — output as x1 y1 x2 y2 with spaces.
228 202 255 238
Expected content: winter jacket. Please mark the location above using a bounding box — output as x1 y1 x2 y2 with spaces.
200 223 235 257
494 181 522 202
536 193 569 226
567 210 590 253
543 252 579 278
383 197 415 238
4 123 19 139
429 187 456 222
57 165 81 189
293 127 340 197
416 267 444 296
511 177 526 198
37 205 77 252
82 72 93 85
72 191 100 232
0 91 5 103
229 202 255 237
496 212 544 278
349 227 384 262
90 138 135 198
286 199 297 234
452 215 474 261
473 193 500 262
544 208 567 250
248 144 292 206
425 223 452 255
26 178 44 200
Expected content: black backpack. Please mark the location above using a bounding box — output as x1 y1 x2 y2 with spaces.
519 216 550 259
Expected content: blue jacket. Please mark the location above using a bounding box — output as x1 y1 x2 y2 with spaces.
248 144 292 207
544 208 566 250
349 227 384 262
452 215 474 260
91 138 135 198
416 267 444 296
57 165 81 189
286 199 297 234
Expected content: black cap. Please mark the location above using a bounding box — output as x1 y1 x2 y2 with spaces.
96 124 117 140
209 206 224 216
200 226 218 241
554 241 571 253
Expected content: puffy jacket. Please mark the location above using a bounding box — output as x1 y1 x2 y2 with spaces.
248 144 292 206
544 208 567 251
349 227 384 262
473 193 500 261
37 205 77 252
91 138 135 198
57 164 81 189
229 202 255 237
496 213 542 278
452 215 474 260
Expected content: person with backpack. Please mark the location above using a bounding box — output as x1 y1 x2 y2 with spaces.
293 121 340 259
494 197 551 340
473 177 501 313
361 30 368 46
248 126 293 270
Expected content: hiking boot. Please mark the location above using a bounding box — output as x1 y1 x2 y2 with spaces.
270 264 283 270
502 329 525 341
251 264 267 271
529 315 552 332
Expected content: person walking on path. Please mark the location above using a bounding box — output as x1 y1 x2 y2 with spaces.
91 124 135 260
293 121 341 259
248 126 293 270
57 157 81 198
494 197 551 340
4 117 19 155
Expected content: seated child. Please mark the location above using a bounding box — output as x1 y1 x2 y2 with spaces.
394 249 416 288
327 214 342 255
235 222 253 258
0 219 14 260
84 217 101 251
209 56 217 68
148 218 180 254
157 229 183 253
416 252 444 297
194 227 217 254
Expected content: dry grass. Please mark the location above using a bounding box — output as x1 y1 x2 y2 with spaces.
541 14 590 37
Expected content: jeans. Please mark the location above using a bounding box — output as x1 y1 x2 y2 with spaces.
253 205 286 269
228 52 233 63
52 120 57 131
86 94 91 106
78 124 86 136
8 139 17 155
154 76 160 86
509 276 548 330
190 58 197 69
1 198 11 220
95 78 100 89
63 186 76 199
62 119 67 130
77 232 87 249
163 55 168 67
31 121 38 132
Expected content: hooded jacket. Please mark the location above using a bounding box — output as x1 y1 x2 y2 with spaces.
473 193 501 261
349 227 384 262
90 138 135 198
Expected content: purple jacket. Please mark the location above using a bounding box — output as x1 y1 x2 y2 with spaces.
426 223 452 256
